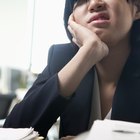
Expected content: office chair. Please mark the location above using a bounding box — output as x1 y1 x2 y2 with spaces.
0 93 16 119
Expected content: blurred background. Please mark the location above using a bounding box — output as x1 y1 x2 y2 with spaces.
0 0 69 139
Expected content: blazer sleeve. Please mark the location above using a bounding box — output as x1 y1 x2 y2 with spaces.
3 45 73 138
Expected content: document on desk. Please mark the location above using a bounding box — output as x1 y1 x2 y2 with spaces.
0 127 44 140
86 119 140 140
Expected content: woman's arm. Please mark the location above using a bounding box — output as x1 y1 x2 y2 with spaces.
58 14 109 97
3 45 72 138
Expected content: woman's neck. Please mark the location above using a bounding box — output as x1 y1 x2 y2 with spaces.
95 42 131 84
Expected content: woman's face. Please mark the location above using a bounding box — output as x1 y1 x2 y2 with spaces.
73 0 139 46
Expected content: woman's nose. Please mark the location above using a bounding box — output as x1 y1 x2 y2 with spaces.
88 0 106 12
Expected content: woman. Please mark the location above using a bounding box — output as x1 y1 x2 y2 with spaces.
3 0 140 139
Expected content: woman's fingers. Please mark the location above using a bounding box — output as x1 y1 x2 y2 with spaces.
67 25 76 38
72 37 82 46
68 14 97 47
68 14 83 36
68 13 109 63
68 22 82 47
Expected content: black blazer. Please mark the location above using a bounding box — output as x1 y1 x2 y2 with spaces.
3 43 95 138
3 43 140 138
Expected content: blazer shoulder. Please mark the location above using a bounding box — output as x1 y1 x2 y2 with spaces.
49 43 78 56
48 43 78 74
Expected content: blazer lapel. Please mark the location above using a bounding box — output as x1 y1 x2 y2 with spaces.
111 51 140 122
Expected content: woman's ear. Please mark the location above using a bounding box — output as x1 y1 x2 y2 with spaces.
134 10 140 20
134 6 140 20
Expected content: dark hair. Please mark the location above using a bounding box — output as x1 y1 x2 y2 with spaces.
131 0 140 46
64 0 76 41
63 0 140 47
131 20 140 47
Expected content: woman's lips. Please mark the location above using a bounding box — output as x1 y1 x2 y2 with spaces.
88 13 110 23
87 13 110 27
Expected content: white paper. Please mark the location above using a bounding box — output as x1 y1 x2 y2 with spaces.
0 127 39 140
86 119 140 140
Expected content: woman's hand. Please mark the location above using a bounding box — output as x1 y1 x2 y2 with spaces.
68 14 109 65
58 14 109 97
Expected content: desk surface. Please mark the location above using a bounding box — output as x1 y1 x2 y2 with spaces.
74 120 140 140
